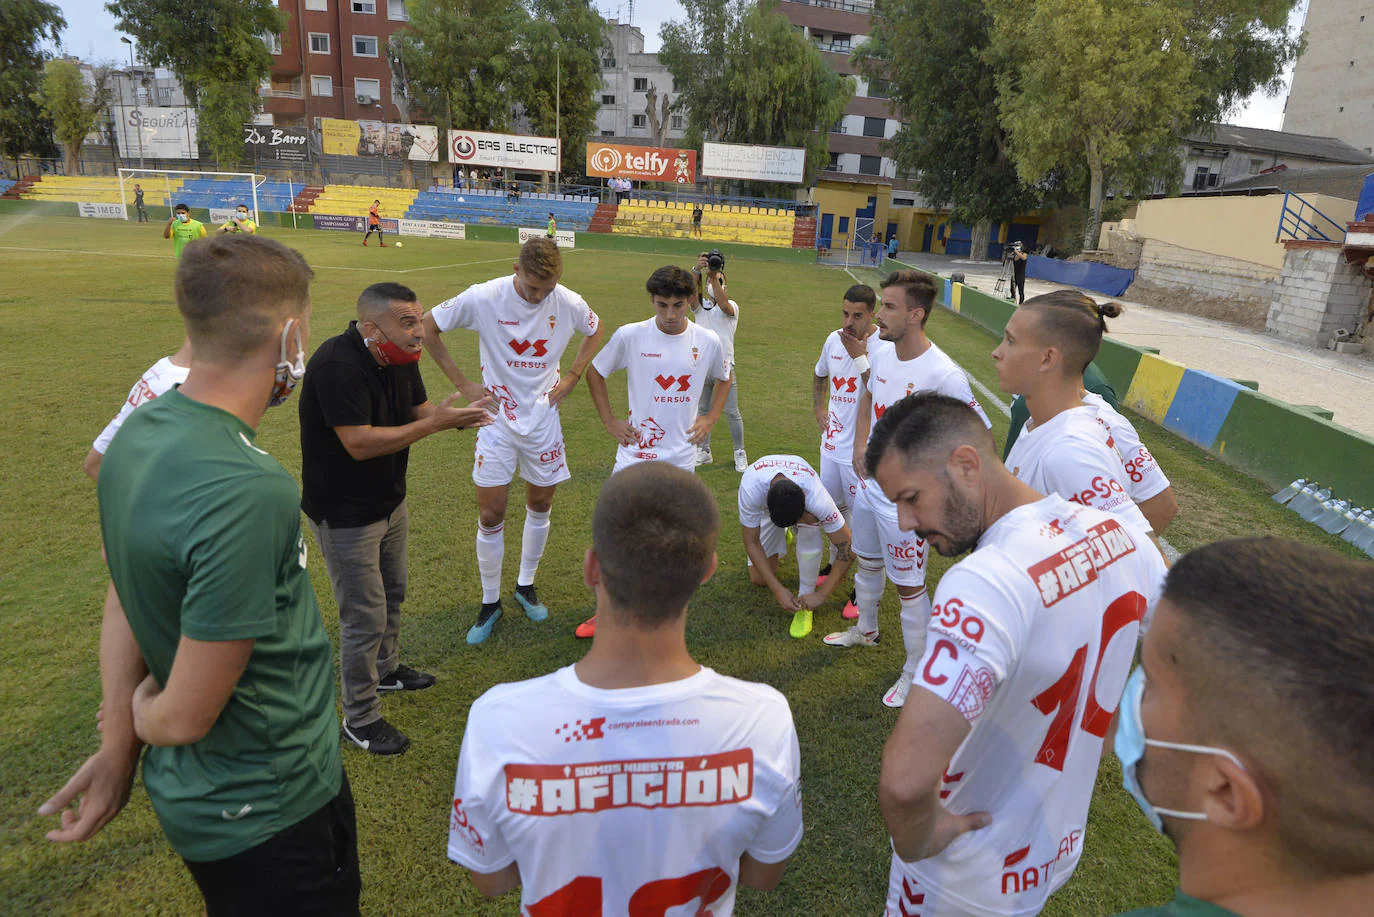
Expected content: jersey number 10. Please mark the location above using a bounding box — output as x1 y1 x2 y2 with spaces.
1030 591 1147 771
528 869 731 916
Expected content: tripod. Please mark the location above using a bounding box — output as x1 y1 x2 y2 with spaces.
994 250 1015 298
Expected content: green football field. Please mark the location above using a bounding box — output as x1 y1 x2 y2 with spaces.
0 214 1360 914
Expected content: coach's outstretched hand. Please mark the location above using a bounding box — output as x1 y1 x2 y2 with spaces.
38 743 141 843
435 392 495 430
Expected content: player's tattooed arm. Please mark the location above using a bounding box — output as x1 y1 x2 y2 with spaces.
813 372 829 430
743 526 801 611
803 528 854 608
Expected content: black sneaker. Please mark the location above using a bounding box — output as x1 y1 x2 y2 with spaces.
343 717 410 756
377 663 436 692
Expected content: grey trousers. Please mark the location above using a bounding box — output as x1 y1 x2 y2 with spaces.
308 501 408 728
697 375 745 452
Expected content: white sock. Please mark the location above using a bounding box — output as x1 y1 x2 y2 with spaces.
795 524 822 597
517 508 551 587
900 590 932 676
855 557 884 634
476 522 504 604
829 506 852 566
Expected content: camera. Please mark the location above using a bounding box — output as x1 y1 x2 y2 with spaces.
706 249 726 273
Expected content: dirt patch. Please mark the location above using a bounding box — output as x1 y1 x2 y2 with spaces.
1121 278 1269 330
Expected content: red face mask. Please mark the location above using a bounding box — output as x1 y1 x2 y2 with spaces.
367 326 422 365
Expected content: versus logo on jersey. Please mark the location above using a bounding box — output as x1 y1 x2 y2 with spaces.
831 376 858 394
509 339 549 357
554 717 606 743
1027 518 1136 607
874 404 889 420
503 749 754 816
655 374 692 392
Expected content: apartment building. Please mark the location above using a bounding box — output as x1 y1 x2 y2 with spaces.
1283 0 1374 155
596 20 687 144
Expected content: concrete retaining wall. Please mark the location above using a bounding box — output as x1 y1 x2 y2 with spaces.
1266 241 1371 346
1132 238 1278 306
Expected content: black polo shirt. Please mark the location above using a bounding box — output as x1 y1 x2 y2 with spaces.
300 322 427 527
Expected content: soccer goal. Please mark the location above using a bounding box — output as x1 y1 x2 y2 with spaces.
117 168 267 225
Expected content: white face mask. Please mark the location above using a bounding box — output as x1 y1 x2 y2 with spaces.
268 320 306 408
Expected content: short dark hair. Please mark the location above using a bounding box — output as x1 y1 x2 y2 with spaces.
843 284 877 309
866 392 996 477
1020 290 1123 375
1162 538 1374 875
645 265 696 300
174 202 189 212
357 282 417 322
766 478 806 529
592 463 719 624
176 235 313 363
881 269 938 327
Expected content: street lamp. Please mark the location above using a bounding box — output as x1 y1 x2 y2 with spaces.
119 36 145 167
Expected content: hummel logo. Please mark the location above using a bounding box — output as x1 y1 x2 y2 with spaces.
655 374 692 392
509 339 549 357
221 804 253 821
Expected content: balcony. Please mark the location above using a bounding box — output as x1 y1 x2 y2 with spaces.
814 40 853 54
789 0 873 12
260 78 304 100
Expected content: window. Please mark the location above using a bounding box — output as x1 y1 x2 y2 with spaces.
670 115 683 130
633 77 649 91
354 77 381 102
825 152 840 171
352 0 375 12
867 78 891 99
863 116 885 138
1248 158 1264 174
1338 105 1344 112
387 0 408 19
157 86 171 103
354 35 378 56
859 154 881 175
312 75 333 96
838 216 850 233
601 94 615 105
602 56 616 67
601 130 614 137
309 32 330 53
632 114 647 128
305 0 327 8
263 33 282 54
1191 166 1218 190
830 119 846 133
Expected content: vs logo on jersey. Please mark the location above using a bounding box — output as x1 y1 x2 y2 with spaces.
655 374 692 392
831 377 858 394
508 339 549 357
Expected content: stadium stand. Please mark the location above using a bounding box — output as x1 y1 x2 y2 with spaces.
404 187 597 229
172 177 297 213
0 179 15 197
311 183 418 220
610 199 797 247
19 175 175 206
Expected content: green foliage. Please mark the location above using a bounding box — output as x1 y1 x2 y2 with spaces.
660 0 854 189
106 0 283 163
854 0 1037 227
34 58 112 173
0 0 65 162
517 0 604 179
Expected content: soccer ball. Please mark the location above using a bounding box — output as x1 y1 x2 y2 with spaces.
395 241 403 248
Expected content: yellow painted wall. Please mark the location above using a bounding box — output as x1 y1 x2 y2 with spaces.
813 180 893 249
1133 194 1357 270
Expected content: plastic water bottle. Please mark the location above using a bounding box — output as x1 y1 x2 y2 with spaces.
1272 478 1306 505
1354 515 1374 555
1286 481 1322 519
1296 485 1332 523
1317 499 1354 535
1341 509 1372 545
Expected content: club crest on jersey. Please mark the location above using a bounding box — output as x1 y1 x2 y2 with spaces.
691 346 699 363
905 382 915 396
548 315 557 330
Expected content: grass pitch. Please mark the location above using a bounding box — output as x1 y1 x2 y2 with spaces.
0 214 1360 914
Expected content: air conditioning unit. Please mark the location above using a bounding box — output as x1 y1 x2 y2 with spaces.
357 93 375 105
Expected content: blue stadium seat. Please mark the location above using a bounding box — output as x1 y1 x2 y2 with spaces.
403 189 597 230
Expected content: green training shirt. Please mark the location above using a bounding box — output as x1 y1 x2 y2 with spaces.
98 387 341 862
170 218 206 257
1116 891 1243 917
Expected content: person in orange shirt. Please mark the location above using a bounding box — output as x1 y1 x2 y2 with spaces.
363 200 386 248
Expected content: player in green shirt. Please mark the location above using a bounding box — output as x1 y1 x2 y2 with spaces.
217 204 258 235
546 212 556 239
163 202 206 257
39 234 360 914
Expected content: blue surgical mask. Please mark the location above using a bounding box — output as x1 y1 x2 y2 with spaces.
1115 667 1246 832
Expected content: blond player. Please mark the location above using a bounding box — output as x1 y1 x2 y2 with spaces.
422 239 604 644
993 291 1158 549
448 463 802 913
824 271 991 710
575 265 730 639
738 454 854 639
869 393 1166 917
812 282 888 619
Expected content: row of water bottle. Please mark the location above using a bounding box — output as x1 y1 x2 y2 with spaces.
1273 479 1374 556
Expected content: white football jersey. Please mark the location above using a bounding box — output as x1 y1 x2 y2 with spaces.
692 297 738 373
737 455 845 535
862 342 992 508
92 356 190 454
1081 393 1171 504
448 665 804 916
592 319 728 472
814 331 892 460
430 275 600 435
1005 406 1154 536
905 496 1167 916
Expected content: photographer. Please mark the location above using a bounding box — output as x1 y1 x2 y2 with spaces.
691 250 747 471
1010 240 1028 304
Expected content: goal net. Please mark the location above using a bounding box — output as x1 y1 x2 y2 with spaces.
117 168 267 226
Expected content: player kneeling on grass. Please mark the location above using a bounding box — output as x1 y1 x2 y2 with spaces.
449 462 803 913
575 265 732 639
869 392 1165 917
737 454 854 639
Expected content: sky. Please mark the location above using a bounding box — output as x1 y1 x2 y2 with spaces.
56 0 1304 131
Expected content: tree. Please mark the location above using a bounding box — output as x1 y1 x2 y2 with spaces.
106 0 283 164
661 0 854 190
855 0 1040 261
644 84 673 149
516 0 604 180
35 58 113 173
0 0 65 167
987 0 1302 250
